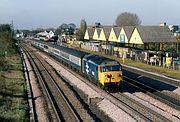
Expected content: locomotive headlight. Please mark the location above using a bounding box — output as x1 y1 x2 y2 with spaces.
107 74 113 78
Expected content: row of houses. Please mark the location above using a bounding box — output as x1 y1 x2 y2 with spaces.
84 25 178 51
82 25 180 69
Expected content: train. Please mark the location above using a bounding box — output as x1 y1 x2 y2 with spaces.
31 40 123 90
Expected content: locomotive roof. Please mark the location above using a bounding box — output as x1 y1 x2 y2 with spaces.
84 54 117 65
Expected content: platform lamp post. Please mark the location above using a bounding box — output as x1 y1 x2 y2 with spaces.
106 39 108 55
176 36 180 53
177 42 179 53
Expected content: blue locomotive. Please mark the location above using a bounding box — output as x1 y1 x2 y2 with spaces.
31 40 123 89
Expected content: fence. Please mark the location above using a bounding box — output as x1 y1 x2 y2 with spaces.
80 43 180 71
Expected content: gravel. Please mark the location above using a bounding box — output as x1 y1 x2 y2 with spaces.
97 99 136 122
124 92 180 121
39 52 137 122
173 87 180 96
23 51 49 121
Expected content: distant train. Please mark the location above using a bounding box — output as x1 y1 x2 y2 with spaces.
31 40 123 90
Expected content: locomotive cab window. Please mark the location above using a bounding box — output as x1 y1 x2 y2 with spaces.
100 65 121 72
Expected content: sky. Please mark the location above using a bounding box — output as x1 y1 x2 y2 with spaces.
0 0 179 29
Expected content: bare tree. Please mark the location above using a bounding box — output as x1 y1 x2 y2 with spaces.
115 12 142 26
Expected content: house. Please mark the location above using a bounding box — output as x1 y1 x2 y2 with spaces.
118 26 134 43
84 25 177 52
84 27 95 40
92 28 101 40
101 26 112 42
108 27 121 42
129 26 176 46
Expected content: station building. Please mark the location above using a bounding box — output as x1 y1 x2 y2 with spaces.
84 24 180 69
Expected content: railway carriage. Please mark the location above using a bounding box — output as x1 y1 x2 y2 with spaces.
31 40 48 52
48 43 88 72
31 40 123 90
31 41 40 49
43 44 49 52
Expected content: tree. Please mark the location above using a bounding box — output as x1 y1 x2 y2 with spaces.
16 29 20 34
60 23 68 30
68 23 76 35
68 23 76 30
0 24 11 32
55 27 62 35
55 23 67 35
55 23 76 35
115 12 141 26
76 19 87 41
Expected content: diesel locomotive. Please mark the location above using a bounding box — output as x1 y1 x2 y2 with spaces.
31 40 123 89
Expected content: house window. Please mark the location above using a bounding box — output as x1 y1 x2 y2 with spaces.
120 34 125 42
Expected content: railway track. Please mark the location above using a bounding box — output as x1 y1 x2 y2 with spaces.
123 76 180 111
110 92 171 122
25 41 177 121
19 46 38 121
35 47 170 121
123 66 180 87
20 44 82 122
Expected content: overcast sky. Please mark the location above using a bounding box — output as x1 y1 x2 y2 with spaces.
0 0 179 29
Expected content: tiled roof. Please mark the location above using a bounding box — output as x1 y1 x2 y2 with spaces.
96 28 102 37
137 26 176 42
123 26 135 40
113 27 121 39
103 26 112 39
87 28 95 39
86 25 176 43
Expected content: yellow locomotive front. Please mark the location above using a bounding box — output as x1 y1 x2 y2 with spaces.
82 54 123 90
98 61 123 89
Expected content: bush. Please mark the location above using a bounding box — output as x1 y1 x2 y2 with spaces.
0 25 12 70
0 56 9 71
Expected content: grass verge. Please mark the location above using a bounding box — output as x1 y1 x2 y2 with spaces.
0 54 29 121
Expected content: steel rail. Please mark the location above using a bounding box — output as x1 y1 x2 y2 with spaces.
123 76 180 111
21 45 62 121
110 92 171 122
21 44 81 122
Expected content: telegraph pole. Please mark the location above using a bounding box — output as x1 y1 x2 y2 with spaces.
11 20 14 36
